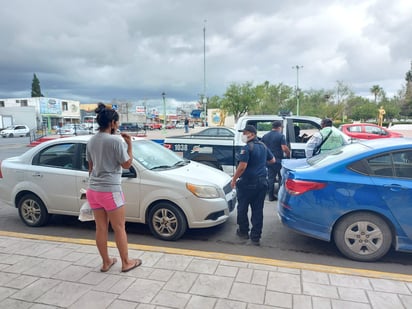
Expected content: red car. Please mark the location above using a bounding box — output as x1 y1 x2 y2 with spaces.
145 123 163 130
339 123 403 140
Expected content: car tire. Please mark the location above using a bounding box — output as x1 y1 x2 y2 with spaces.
148 202 187 241
17 194 50 227
333 212 392 262
9 133 14 138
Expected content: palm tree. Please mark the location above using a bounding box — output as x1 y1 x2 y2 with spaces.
370 85 382 104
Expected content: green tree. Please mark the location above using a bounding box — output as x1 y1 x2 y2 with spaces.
349 99 376 121
370 85 383 103
220 82 259 121
206 95 221 109
401 65 412 116
31 73 44 97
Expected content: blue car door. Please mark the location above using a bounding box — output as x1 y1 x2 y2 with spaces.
368 151 412 240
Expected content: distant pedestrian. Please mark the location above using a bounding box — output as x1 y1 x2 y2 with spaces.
184 117 189 133
305 118 348 158
262 120 290 201
86 103 141 273
231 125 275 246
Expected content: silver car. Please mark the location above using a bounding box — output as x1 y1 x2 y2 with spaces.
58 124 90 135
0 136 236 240
0 124 30 138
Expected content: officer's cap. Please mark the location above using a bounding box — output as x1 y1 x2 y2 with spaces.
239 125 257 135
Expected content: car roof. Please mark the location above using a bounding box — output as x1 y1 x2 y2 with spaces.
342 123 381 127
358 137 412 149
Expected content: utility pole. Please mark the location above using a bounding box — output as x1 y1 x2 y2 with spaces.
203 19 207 126
292 65 303 116
162 92 166 133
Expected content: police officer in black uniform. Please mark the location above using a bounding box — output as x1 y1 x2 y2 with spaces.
231 125 276 246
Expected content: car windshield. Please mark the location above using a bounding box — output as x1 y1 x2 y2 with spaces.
306 143 371 168
132 139 188 170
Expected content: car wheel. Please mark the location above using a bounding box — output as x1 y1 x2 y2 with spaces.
148 202 187 241
9 133 14 138
17 194 50 227
333 212 392 262
26 132 30 137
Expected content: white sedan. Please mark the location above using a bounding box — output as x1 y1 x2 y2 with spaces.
0 125 30 138
0 136 236 240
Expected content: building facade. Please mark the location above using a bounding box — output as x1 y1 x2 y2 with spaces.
0 97 80 130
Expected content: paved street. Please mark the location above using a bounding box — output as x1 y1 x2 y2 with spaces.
1 231 412 308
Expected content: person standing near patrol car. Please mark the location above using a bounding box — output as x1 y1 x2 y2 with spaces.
231 125 276 246
262 120 290 201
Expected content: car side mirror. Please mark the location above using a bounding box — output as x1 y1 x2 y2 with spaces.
122 165 137 178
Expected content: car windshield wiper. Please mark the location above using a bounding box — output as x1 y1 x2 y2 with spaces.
150 165 173 170
173 160 189 167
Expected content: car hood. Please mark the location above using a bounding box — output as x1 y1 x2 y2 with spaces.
156 161 231 188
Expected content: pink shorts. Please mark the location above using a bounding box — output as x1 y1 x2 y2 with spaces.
86 189 125 212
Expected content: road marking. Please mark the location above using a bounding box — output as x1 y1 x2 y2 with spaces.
1 230 412 282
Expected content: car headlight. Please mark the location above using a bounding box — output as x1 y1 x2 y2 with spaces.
186 183 220 199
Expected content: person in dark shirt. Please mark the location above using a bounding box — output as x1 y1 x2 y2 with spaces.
231 125 276 246
184 117 189 133
262 121 290 201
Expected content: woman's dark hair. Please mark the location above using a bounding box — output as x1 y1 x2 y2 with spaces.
95 102 119 130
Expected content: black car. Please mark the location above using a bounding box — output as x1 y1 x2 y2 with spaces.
119 123 146 132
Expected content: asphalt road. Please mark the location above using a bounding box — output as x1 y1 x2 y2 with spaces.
1 132 412 276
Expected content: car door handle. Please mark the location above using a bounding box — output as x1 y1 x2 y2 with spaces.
32 173 43 178
383 184 406 191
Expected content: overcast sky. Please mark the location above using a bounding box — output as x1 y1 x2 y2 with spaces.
1 0 411 107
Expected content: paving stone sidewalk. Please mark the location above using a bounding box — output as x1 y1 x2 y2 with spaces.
1 235 412 308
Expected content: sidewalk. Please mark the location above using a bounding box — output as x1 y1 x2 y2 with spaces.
1 232 412 308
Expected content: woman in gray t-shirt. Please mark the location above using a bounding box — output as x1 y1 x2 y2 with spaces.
86 103 141 273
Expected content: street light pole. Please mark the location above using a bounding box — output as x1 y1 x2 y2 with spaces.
161 92 166 133
203 19 207 126
292 65 303 116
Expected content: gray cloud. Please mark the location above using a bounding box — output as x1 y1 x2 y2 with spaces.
0 0 411 104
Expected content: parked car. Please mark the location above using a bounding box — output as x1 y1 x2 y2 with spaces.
339 123 403 140
175 122 185 129
0 136 236 241
191 127 236 137
0 125 30 138
278 138 412 262
119 122 145 132
146 123 163 130
58 124 90 135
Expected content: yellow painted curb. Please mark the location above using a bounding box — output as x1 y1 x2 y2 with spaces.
1 230 412 282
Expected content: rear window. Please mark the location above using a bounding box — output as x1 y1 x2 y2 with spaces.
307 143 370 168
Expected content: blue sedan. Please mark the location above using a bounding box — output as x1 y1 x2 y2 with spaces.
278 138 412 262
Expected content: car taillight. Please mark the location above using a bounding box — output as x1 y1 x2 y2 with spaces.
285 179 326 195
163 144 172 150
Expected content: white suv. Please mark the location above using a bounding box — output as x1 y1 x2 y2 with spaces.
1 125 30 138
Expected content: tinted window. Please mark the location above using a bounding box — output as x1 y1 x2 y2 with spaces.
365 126 385 135
34 143 76 169
347 126 361 132
307 143 370 168
393 150 412 179
366 154 393 177
349 150 412 179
